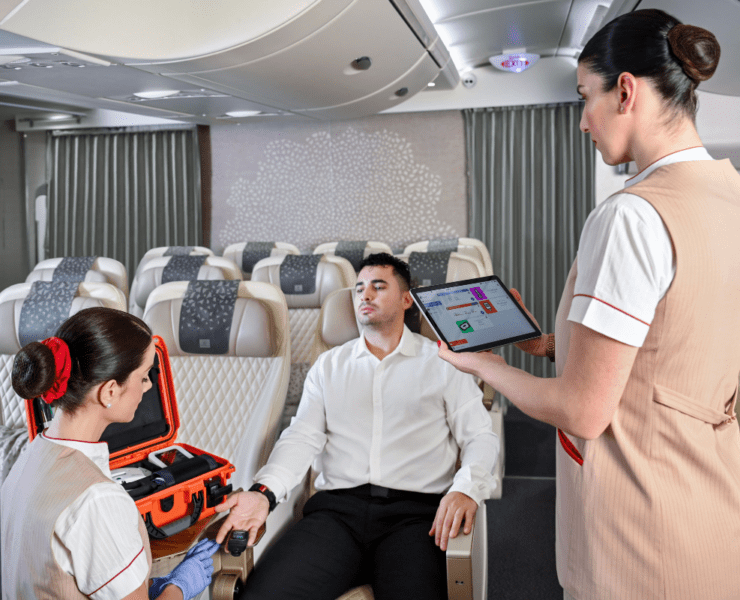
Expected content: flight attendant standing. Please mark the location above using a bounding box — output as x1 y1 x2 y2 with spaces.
439 9 740 600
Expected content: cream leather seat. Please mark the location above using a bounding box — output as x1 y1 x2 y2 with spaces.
142 280 290 491
0 282 126 430
27 256 130 299
133 246 214 281
251 254 355 431
129 255 242 317
222 242 300 280
308 287 490 600
404 238 494 276
313 241 393 273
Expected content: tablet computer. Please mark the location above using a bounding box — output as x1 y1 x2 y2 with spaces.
410 275 541 352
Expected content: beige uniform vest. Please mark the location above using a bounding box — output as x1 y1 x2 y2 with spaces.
555 160 740 600
1 435 152 599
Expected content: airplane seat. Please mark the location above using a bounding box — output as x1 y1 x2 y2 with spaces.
404 238 494 276
222 241 300 280
129 255 242 318
250 254 355 432
302 286 490 600
0 281 127 475
312 241 394 273
27 256 130 298
141 280 290 491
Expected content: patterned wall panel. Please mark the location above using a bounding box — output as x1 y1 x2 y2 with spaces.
210 112 467 253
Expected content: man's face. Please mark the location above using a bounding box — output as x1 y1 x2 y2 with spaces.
354 265 412 328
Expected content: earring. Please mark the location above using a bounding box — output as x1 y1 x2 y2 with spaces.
619 106 625 113
106 403 111 409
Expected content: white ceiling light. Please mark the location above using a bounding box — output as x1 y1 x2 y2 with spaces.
489 53 540 73
225 110 264 118
133 90 180 99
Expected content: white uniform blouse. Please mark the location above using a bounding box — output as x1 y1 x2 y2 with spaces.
569 147 714 346
44 433 149 600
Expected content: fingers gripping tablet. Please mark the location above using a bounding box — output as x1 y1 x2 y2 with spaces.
411 275 541 352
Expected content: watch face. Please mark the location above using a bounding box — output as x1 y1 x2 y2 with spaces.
231 531 247 540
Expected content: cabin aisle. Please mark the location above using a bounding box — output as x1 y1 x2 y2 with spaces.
486 406 561 599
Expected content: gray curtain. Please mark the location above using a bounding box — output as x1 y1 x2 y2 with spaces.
465 103 595 380
45 127 202 281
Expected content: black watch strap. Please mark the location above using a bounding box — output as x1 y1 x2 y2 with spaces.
249 483 277 512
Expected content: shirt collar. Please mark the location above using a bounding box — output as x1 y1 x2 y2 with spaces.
354 325 418 359
41 432 112 477
625 146 713 188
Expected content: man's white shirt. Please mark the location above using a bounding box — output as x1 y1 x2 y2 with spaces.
255 326 499 505
569 147 713 347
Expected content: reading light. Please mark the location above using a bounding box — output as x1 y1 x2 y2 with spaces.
133 90 179 99
489 53 540 73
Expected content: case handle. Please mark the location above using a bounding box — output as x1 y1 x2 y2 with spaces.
145 491 204 539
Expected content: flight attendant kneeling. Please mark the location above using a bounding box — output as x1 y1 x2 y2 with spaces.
439 9 740 600
1 307 218 600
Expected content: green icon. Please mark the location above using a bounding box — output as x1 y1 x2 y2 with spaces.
456 320 474 333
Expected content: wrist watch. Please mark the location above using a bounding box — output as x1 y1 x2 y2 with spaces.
249 483 277 512
545 333 555 363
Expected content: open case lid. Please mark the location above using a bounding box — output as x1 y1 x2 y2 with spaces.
25 336 182 466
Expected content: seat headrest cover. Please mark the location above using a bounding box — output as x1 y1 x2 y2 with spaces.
408 251 451 287
242 242 275 274
280 254 322 295
335 241 368 272
428 238 459 252
179 280 240 354
18 281 79 346
52 256 97 282
162 255 208 284
164 246 194 256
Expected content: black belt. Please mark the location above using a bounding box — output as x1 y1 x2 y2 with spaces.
331 484 443 504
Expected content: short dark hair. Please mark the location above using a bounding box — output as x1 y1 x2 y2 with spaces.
12 307 152 416
358 252 412 291
579 9 720 122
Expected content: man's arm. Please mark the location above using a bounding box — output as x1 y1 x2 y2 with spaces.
431 364 499 551
215 360 329 544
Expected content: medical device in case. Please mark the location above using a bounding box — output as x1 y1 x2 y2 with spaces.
25 336 235 539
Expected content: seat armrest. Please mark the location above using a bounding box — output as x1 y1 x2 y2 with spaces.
446 502 488 600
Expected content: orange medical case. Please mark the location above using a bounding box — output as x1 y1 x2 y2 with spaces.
25 336 235 539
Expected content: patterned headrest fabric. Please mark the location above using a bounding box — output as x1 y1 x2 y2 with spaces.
161 255 208 284
428 238 459 252
18 281 79 347
408 251 451 287
163 246 194 256
334 241 368 272
242 242 275 275
279 255 323 296
51 256 98 282
178 281 240 355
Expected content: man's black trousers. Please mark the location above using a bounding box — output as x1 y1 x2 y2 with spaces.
239 485 448 600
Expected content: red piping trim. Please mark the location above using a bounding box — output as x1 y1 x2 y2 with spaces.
41 433 105 445
573 294 650 327
625 146 705 183
558 429 584 466
88 546 144 596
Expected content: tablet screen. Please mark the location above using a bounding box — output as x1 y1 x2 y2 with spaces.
411 276 541 352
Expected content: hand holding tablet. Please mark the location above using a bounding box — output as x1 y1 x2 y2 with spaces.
411 276 541 352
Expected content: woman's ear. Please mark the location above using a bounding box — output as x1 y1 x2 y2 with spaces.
617 72 638 113
96 380 118 409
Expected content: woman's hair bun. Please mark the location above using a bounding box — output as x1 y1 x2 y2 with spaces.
667 23 721 83
12 341 57 400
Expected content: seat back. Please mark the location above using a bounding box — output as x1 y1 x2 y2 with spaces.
313 241 393 273
133 246 214 281
0 282 126 428
223 242 300 280
129 255 242 317
27 256 130 298
251 254 355 430
404 238 493 276
142 280 290 489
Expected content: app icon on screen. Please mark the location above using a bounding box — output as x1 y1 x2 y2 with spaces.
457 320 474 333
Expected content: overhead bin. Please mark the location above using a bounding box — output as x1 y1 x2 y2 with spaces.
0 0 459 120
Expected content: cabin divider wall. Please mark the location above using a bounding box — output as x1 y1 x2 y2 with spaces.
465 102 596 382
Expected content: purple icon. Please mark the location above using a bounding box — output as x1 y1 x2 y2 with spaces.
471 287 487 301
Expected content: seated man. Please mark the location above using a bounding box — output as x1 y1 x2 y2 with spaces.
216 253 499 600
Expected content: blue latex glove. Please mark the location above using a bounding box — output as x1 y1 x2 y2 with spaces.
149 538 221 599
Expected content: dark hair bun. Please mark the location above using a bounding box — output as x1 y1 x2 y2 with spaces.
12 341 56 400
667 24 721 83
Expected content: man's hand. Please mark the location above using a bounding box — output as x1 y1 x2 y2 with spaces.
429 491 478 551
214 491 269 547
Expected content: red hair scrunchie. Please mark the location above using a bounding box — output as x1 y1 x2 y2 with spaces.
40 337 72 404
